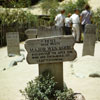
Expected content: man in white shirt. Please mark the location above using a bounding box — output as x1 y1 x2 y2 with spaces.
55 9 65 28
70 9 80 42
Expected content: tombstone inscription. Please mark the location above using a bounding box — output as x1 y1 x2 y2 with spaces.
82 24 96 56
6 32 20 56
25 36 76 64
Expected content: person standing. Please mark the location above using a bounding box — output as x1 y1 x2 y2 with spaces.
55 9 65 34
55 9 65 27
80 4 92 33
70 9 80 42
65 13 72 35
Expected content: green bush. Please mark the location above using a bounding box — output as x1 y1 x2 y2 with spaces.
61 0 88 16
20 71 75 100
76 0 88 12
40 0 59 25
3 0 31 8
0 9 38 26
40 0 59 14
61 1 76 15
92 8 100 40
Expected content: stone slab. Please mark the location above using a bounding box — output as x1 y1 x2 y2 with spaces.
6 32 20 56
82 24 96 56
25 35 76 64
37 26 63 38
25 29 37 39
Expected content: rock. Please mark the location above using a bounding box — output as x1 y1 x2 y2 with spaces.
89 72 100 78
8 54 16 57
15 56 23 62
15 54 25 62
3 68 6 71
9 60 17 67
74 93 86 100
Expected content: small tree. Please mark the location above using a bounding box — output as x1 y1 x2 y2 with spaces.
40 0 59 25
40 0 59 14
3 0 31 8
61 0 88 16
76 0 88 12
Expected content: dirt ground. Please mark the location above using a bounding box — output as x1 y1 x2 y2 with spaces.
0 41 100 100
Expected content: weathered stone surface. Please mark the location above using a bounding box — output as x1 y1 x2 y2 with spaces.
39 62 63 90
6 32 20 56
37 26 65 90
37 26 64 38
25 35 76 64
25 29 37 39
82 24 96 56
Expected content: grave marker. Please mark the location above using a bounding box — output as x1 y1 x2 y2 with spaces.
25 36 76 64
82 24 96 56
37 26 63 37
25 27 76 90
25 29 37 39
6 32 20 56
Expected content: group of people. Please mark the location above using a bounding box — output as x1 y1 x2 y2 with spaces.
55 4 92 43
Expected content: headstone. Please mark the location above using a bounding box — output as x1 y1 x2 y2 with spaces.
6 32 20 56
37 26 64 37
25 36 76 64
82 24 96 56
25 29 37 39
37 26 65 90
25 36 76 90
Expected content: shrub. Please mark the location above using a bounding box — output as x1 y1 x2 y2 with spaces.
61 0 88 16
76 0 88 12
40 0 59 25
40 0 59 14
92 8 100 40
0 9 38 26
3 0 31 8
20 71 75 100
61 0 76 15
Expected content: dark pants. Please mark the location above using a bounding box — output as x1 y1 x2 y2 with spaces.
65 27 72 35
81 24 85 33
